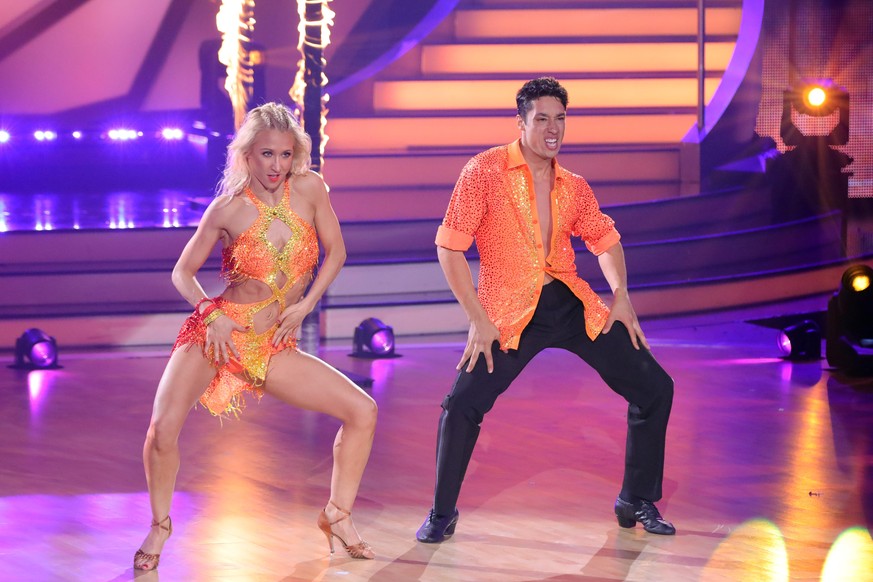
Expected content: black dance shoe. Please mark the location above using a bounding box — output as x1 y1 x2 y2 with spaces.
415 508 460 543
614 497 676 535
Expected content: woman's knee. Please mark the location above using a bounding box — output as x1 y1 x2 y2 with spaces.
144 417 181 454
348 395 378 430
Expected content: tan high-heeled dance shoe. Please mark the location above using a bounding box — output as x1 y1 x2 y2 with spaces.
316 501 375 560
133 515 172 570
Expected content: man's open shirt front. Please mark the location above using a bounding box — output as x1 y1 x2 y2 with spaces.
436 139 620 350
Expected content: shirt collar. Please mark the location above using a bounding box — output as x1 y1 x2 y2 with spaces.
507 138 566 181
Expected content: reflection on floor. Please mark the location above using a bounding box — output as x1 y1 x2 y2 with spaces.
1 309 872 581
0 190 207 232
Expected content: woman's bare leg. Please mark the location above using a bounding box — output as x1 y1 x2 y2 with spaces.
263 349 378 546
137 347 216 560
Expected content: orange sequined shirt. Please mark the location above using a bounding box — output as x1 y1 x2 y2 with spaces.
436 139 621 350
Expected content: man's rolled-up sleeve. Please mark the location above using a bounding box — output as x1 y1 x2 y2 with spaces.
584 225 621 256
435 160 486 251
435 225 474 251
571 178 621 256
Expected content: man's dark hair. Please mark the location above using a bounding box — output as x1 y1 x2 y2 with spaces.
516 77 569 120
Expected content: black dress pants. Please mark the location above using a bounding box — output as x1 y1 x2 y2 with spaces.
432 279 674 516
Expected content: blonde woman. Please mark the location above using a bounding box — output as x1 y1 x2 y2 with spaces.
134 103 377 570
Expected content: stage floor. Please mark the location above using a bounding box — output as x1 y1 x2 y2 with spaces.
1 305 872 581
0 190 207 232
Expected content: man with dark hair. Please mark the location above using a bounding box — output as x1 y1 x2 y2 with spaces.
515 76 568 118
416 77 675 543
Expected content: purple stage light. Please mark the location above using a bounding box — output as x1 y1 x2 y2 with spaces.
778 320 821 360
370 329 394 354
778 332 792 356
161 127 184 140
0 130 10 143
162 206 180 228
34 130 57 141
13 328 60 369
108 129 139 141
72 131 82 139
352 318 398 358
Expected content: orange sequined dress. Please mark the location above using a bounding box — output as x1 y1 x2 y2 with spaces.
173 180 319 416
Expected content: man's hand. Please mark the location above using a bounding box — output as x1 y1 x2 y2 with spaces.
458 317 501 373
602 289 650 350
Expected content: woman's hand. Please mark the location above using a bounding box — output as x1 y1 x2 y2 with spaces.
272 298 314 347
204 314 247 364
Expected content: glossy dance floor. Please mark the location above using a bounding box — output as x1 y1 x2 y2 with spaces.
0 190 207 232
2 306 873 581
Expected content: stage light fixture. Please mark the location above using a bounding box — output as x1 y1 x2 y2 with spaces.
108 129 140 141
351 318 398 358
34 130 57 141
0 130 10 143
826 264 873 376
778 320 822 360
805 86 826 108
770 79 853 240
13 328 60 369
793 82 840 116
782 79 849 144
848 268 870 292
161 128 184 140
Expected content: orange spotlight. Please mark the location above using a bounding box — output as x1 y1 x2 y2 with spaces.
850 271 870 292
787 79 846 118
805 86 827 108
781 80 849 147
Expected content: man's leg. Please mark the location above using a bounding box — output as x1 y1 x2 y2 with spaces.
416 343 540 543
433 346 531 515
418 287 565 543
554 289 674 533
573 322 673 502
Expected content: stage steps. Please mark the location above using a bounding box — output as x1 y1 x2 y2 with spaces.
327 146 685 221
0 186 849 349
324 0 742 216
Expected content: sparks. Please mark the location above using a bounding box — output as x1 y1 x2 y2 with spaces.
290 0 335 170
217 0 257 129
